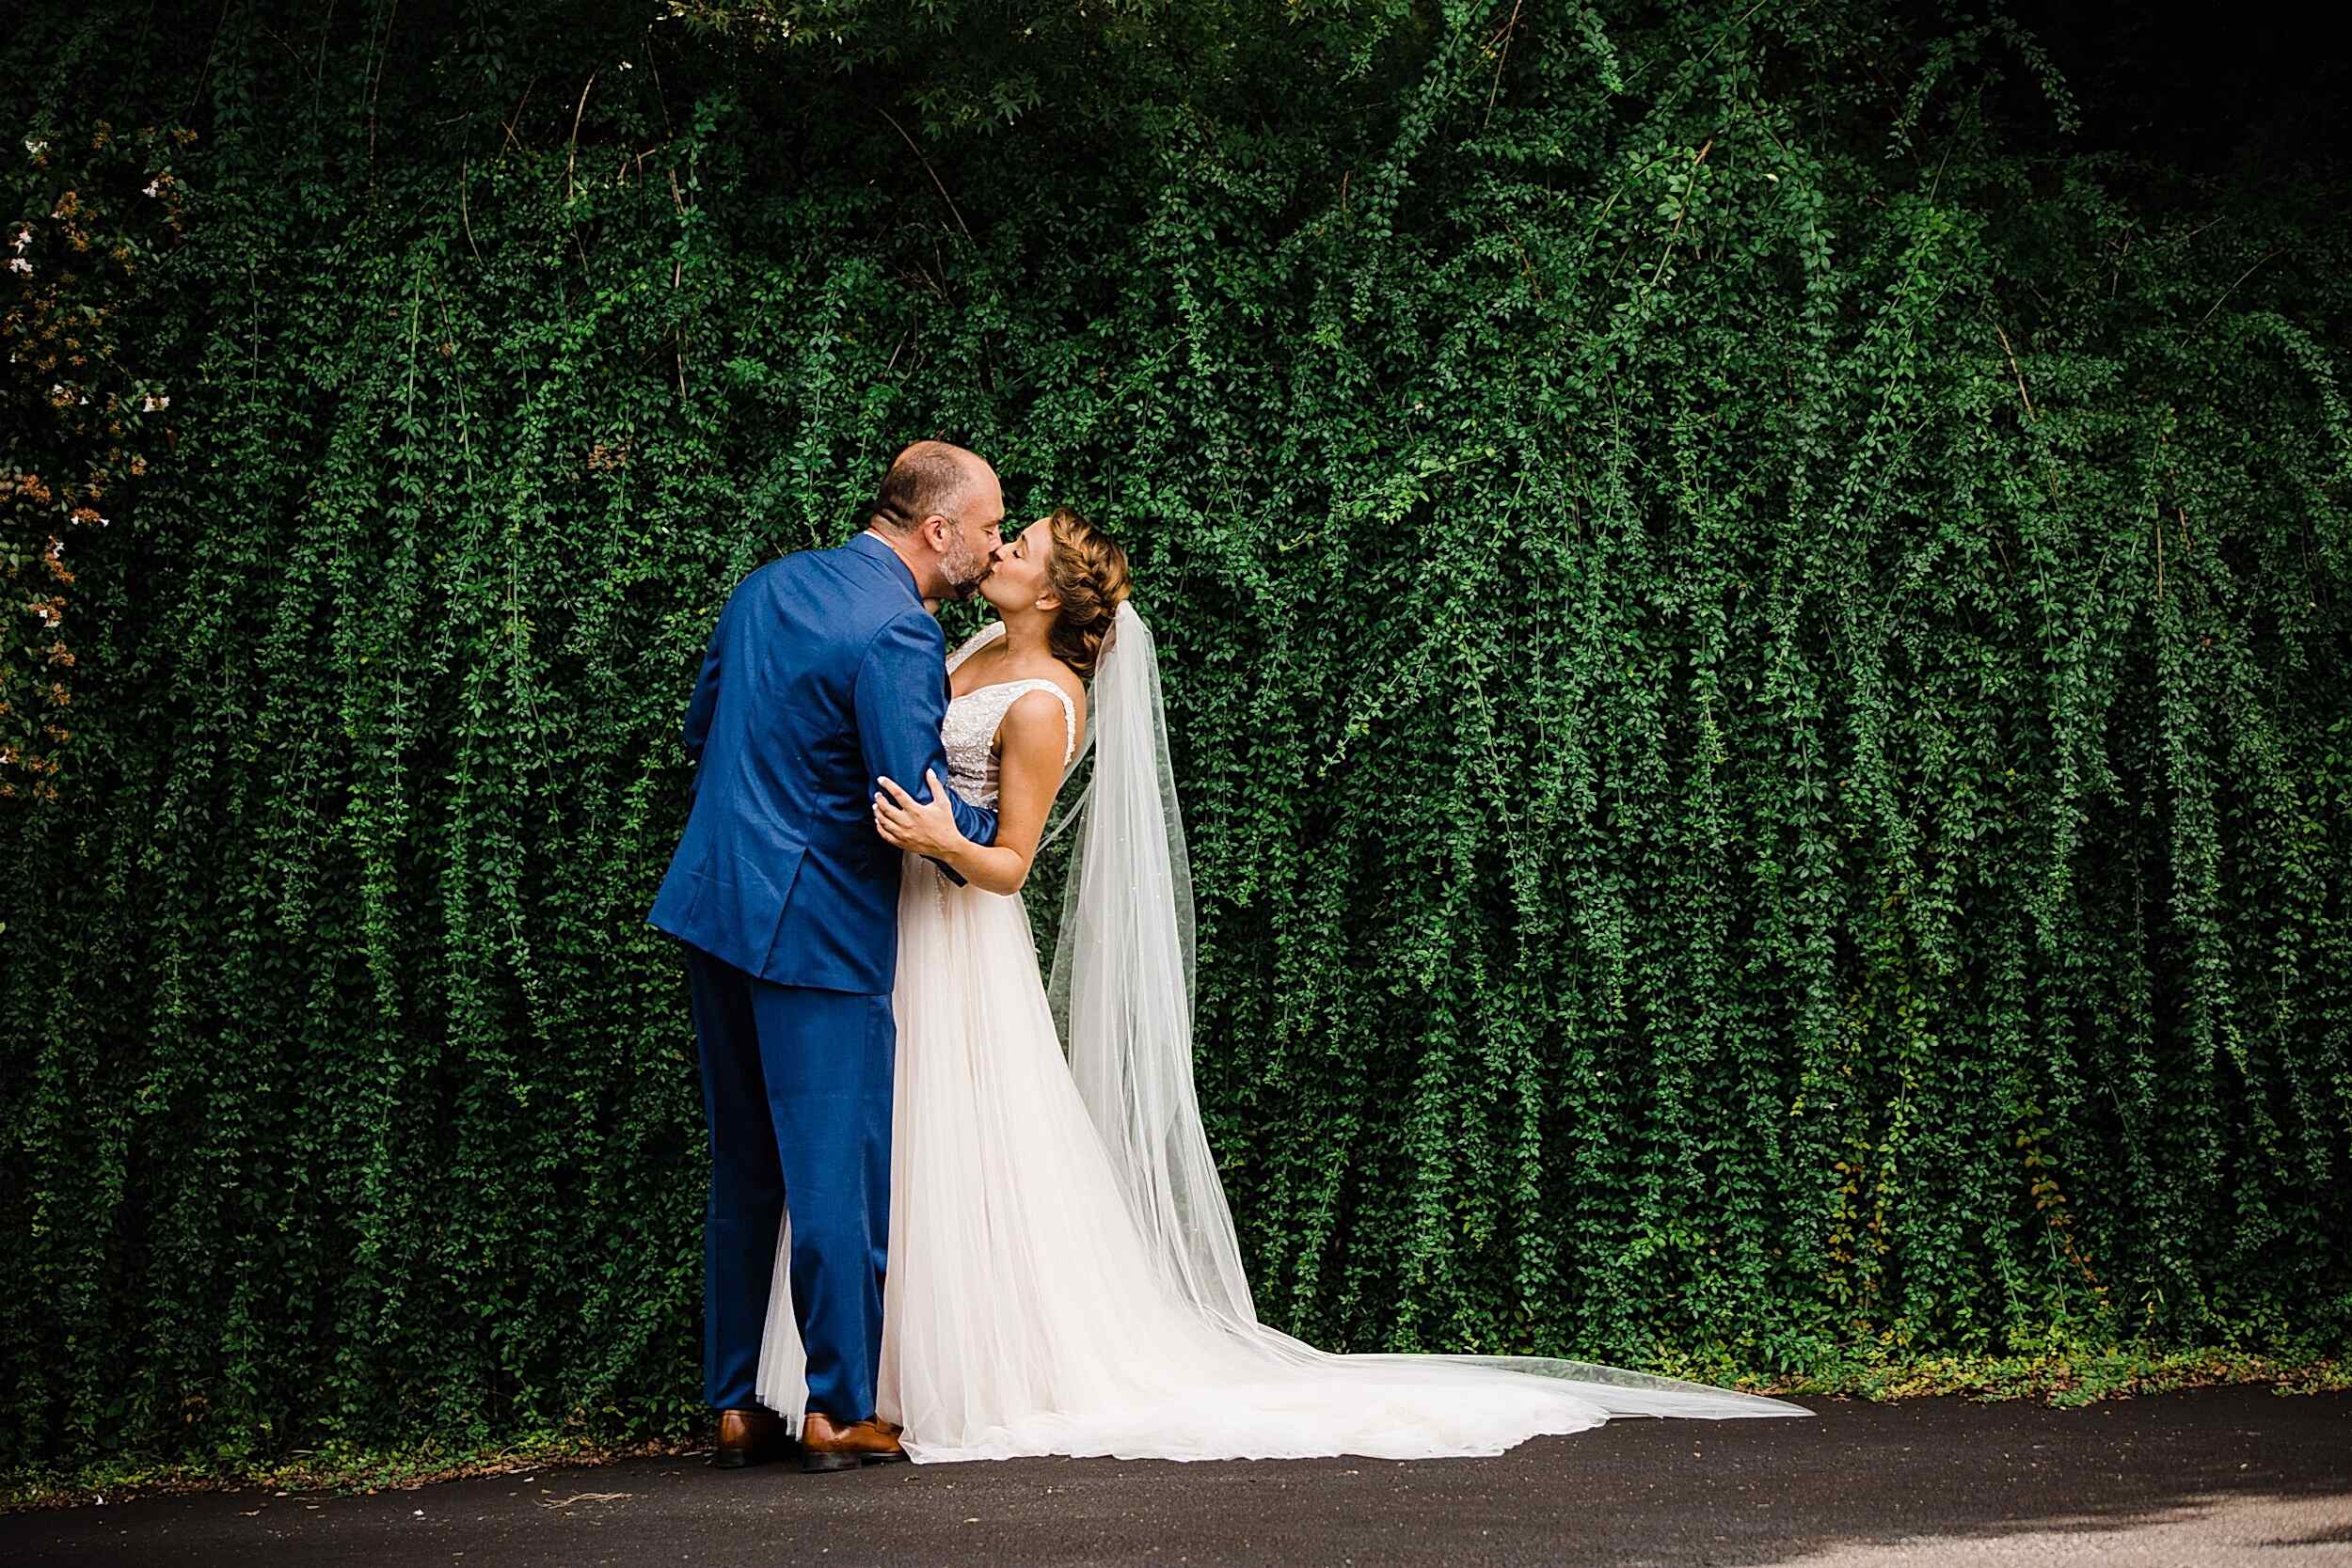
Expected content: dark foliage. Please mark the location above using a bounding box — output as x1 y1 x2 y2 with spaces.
3 0 2347 1473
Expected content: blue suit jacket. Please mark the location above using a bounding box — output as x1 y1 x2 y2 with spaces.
647 532 1000 994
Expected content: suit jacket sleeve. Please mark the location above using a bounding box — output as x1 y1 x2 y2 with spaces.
855 610 1001 884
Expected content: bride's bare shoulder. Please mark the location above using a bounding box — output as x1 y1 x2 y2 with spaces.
999 651 1086 721
998 688 1075 774
997 666 1085 760
1042 662 1087 730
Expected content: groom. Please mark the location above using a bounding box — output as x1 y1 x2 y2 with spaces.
648 441 1004 1471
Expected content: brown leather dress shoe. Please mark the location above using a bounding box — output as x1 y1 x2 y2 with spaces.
799 1411 908 1474
712 1406 792 1469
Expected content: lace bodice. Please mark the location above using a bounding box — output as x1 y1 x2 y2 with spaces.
942 678 1078 807
938 622 1079 808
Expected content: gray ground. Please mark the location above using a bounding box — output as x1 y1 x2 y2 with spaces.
7 1386 2348 1567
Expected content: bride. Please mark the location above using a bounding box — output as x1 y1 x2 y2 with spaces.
755 506 1808 1462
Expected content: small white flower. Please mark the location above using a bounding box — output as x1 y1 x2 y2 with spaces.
8 226 27 252
7 257 28 276
143 393 169 412
24 137 48 158
143 180 160 198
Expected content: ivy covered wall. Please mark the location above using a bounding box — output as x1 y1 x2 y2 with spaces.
3 0 2347 1472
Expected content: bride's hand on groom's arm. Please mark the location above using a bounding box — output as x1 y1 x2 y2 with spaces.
873 770 966 860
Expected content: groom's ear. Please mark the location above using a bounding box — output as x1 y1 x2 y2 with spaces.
916 513 953 551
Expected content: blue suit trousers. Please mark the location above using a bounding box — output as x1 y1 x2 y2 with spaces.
685 944 895 1423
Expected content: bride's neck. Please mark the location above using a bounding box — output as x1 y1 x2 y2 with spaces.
996 608 1055 663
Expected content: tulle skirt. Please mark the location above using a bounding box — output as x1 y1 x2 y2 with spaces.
756 856 1808 1461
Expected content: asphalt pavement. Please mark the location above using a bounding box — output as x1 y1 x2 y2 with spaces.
7 1385 2348 1567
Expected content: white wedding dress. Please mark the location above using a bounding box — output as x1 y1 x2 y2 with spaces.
756 613 1808 1461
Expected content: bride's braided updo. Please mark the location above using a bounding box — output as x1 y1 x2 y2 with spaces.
1043 507 1131 680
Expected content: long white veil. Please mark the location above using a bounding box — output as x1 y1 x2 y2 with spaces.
1044 604 1257 1333
1039 602 1809 1418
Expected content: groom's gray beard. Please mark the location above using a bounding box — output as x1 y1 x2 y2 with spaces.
942 542 991 599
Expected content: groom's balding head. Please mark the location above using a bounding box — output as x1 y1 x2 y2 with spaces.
866 440 1004 600
868 440 997 537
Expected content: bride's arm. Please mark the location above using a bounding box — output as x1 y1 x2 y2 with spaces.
873 689 1074 896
